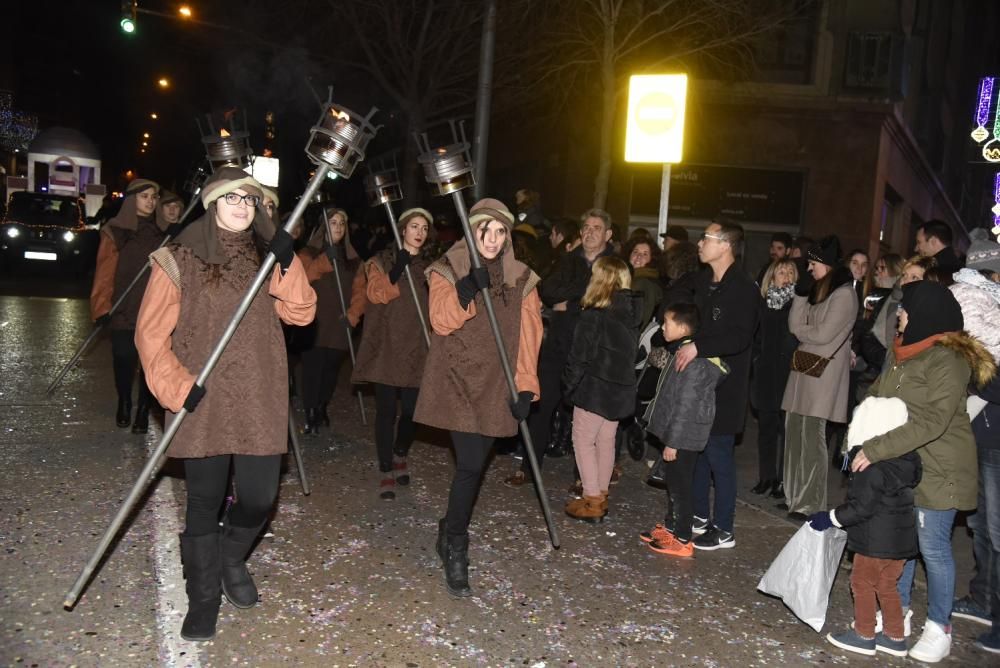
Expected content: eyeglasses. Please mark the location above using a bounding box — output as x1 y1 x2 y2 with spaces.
699 232 727 243
223 192 260 207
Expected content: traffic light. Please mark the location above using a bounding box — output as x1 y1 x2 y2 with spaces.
120 1 137 34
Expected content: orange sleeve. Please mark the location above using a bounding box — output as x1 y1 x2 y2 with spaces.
365 260 401 304
135 264 195 413
300 249 333 284
269 255 317 325
428 271 475 335
516 288 543 400
347 266 367 327
90 230 119 321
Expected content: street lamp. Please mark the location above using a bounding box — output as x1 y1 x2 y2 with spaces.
142 132 150 139
157 77 170 89
150 113 158 120
178 5 193 18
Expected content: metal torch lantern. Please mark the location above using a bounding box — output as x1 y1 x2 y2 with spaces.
414 120 475 196
198 109 253 171
305 99 379 179
364 169 404 207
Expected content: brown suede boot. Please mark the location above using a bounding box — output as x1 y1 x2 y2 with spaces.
565 495 607 523
599 490 609 513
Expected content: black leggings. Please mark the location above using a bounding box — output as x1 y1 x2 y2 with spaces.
111 329 151 405
374 384 418 472
522 347 566 473
300 346 348 410
445 431 495 537
183 454 282 536
663 449 699 542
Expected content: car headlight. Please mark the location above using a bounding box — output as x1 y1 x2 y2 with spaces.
5 227 19 239
62 231 75 242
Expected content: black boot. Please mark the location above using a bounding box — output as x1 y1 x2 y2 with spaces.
769 481 785 499
116 397 132 428
320 402 331 427
751 479 775 495
444 533 472 597
131 400 149 434
179 533 221 642
436 518 448 565
220 522 262 609
303 408 319 436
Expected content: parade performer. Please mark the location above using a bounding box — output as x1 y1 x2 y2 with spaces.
414 198 542 597
135 167 316 641
297 206 366 433
90 178 166 433
351 208 432 499
158 190 185 236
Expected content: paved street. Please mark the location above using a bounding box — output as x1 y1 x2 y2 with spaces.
0 270 985 667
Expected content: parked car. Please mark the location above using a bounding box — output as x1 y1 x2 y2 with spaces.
0 192 99 274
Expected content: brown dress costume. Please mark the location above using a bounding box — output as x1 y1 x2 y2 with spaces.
136 231 316 458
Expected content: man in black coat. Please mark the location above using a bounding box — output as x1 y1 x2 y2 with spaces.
505 208 615 487
673 220 760 550
914 219 963 275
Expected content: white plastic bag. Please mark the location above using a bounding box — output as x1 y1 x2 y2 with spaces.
757 523 848 632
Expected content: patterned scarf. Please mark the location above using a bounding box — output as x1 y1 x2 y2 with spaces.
766 283 795 310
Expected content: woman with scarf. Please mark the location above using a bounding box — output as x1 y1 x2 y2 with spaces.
351 208 432 499
750 258 799 499
622 236 662 326
90 179 167 433
297 206 366 433
851 280 994 662
414 198 542 598
135 167 316 641
781 235 857 517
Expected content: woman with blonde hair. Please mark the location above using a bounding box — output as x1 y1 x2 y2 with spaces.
561 256 643 522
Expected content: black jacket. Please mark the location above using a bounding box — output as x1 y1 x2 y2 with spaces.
675 264 760 435
644 343 728 450
540 244 614 358
750 299 798 411
974 374 1000 451
833 451 921 560
563 290 643 420
933 246 963 275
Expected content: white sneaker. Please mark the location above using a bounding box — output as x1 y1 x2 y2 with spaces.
869 608 912 637
908 620 951 663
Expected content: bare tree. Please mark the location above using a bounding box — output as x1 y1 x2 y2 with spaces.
530 0 802 209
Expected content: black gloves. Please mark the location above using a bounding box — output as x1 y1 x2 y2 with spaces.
269 228 295 271
387 250 412 284
183 383 206 413
794 274 814 297
456 266 490 308
508 391 534 421
164 223 184 239
95 313 111 328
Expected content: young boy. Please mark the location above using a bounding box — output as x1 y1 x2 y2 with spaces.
810 443 921 657
639 303 727 557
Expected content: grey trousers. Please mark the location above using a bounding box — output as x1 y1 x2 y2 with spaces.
783 412 828 515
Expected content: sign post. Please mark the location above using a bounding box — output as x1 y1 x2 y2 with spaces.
624 74 688 238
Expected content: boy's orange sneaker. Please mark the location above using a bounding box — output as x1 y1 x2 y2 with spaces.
648 535 694 558
639 523 673 544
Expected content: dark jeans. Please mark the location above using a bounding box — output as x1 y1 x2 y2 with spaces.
968 447 1000 623
757 409 785 482
374 383 418 472
664 448 699 541
183 454 282 536
445 431 495 537
300 346 348 410
111 328 151 405
522 346 566 474
693 434 737 533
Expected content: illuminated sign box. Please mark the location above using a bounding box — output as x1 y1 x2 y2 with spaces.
624 74 688 164
246 156 280 188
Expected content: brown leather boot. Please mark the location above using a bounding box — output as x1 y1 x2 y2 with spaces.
599 490 609 513
566 495 607 523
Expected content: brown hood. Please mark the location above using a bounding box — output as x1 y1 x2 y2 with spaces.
937 331 997 388
305 207 358 261
445 197 520 287
108 179 164 232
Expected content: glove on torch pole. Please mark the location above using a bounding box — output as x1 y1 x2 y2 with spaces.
364 161 431 349
414 121 559 549
63 95 379 609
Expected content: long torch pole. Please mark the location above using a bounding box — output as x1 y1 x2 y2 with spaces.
63 167 329 609
382 202 431 349
449 192 560 549
287 409 311 495
45 190 203 397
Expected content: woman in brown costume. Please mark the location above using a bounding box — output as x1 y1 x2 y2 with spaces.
135 167 316 641
351 208 432 499
90 179 166 432
297 206 366 434
414 198 542 597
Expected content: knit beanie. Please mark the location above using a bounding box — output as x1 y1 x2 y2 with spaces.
807 235 842 268
899 280 964 345
966 227 1000 274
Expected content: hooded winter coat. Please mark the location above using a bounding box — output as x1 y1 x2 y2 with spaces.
562 290 643 421
863 332 996 510
832 450 922 560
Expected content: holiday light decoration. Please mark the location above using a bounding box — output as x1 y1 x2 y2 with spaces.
972 77 994 143
992 172 1000 237
0 90 38 152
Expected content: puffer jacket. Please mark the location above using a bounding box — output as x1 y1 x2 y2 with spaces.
643 342 728 450
832 450 921 560
863 332 997 510
950 268 1000 362
563 289 643 420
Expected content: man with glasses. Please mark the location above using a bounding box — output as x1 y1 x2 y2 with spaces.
674 220 759 550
